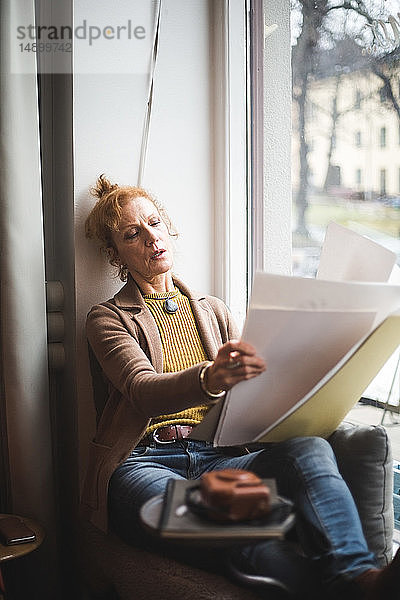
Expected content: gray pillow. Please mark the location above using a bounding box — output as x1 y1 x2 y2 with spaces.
329 421 394 567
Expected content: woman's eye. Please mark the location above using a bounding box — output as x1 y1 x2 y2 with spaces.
150 220 161 227
124 231 138 240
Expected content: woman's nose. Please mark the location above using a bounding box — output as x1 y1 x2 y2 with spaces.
144 227 159 246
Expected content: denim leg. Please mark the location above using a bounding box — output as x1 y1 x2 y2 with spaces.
180 440 326 596
108 440 243 539
108 437 376 593
108 443 188 541
216 436 377 587
107 441 238 541
108 441 245 574
186 438 376 583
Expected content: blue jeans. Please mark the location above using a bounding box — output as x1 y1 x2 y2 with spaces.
108 437 376 596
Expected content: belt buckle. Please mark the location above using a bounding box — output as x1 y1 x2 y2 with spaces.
152 427 176 444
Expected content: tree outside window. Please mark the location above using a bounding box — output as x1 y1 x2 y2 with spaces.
292 0 400 274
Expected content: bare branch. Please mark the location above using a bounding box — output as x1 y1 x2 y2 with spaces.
371 64 400 119
328 2 372 23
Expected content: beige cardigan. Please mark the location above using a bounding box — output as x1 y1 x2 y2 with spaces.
80 275 239 532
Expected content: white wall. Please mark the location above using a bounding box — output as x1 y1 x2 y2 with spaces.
73 0 216 472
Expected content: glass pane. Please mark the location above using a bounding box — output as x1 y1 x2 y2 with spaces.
292 0 400 276
291 0 400 405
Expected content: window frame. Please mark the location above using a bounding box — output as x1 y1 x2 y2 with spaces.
216 0 292 328
247 0 292 285
212 0 248 327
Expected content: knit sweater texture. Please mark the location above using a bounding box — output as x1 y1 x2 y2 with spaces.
143 287 210 433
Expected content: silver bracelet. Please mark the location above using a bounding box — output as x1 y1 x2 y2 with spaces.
199 361 225 399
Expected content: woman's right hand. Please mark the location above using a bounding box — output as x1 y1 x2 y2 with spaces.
204 339 266 394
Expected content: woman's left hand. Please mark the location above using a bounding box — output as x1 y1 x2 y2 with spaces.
204 339 266 394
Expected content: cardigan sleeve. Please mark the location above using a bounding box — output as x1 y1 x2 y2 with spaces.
204 295 240 341
86 303 212 419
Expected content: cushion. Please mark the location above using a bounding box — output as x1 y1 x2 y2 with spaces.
78 516 263 600
329 421 394 567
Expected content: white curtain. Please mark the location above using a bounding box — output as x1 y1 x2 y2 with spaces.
0 0 56 548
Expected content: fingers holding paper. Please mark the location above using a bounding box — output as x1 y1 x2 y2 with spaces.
205 340 266 392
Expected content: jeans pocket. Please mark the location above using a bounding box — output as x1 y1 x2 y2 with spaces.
129 445 150 457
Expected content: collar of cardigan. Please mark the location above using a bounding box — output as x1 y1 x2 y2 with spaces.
113 274 206 309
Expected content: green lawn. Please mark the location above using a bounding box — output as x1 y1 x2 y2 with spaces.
297 198 400 239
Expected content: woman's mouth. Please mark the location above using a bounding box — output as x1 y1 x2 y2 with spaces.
151 249 166 259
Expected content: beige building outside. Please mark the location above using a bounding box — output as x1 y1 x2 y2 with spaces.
293 64 400 200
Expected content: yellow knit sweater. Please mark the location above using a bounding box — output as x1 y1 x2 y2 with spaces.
143 287 210 434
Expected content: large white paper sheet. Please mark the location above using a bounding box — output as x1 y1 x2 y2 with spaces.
250 272 400 328
213 273 400 446
191 224 400 447
317 222 396 282
389 264 400 284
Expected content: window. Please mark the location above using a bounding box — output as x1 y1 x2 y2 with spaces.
289 0 400 536
306 102 316 121
354 89 361 109
292 5 400 273
380 169 387 195
380 126 387 148
380 85 388 103
291 1 400 393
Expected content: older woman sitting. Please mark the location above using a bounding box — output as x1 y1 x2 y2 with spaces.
81 174 399 600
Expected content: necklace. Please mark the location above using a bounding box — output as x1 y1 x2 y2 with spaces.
144 289 179 314
163 297 178 314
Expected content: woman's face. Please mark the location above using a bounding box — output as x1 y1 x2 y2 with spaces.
111 197 174 289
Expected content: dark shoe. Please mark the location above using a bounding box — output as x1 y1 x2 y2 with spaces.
359 547 400 600
227 540 324 600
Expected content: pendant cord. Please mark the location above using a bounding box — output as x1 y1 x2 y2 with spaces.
137 0 162 187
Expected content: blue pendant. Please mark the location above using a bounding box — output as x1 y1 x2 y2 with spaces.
164 298 178 314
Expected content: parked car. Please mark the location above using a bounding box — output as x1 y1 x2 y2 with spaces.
377 195 400 208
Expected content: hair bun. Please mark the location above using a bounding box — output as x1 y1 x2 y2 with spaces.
90 174 118 199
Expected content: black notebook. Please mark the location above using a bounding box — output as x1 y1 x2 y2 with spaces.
155 478 294 543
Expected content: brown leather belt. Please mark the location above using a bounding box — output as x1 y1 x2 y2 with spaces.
141 424 194 445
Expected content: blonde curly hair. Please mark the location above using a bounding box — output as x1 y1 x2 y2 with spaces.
85 174 177 281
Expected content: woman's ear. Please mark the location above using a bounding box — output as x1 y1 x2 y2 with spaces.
107 245 119 264
106 244 128 281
